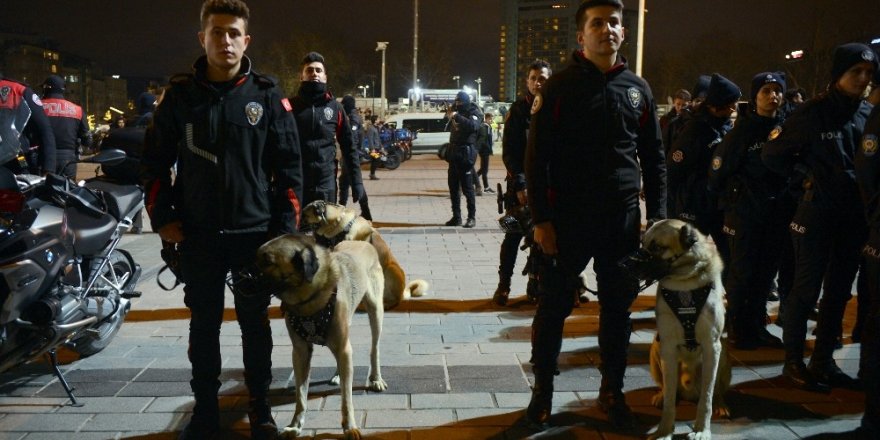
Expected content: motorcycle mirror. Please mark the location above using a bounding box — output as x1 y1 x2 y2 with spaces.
82 149 127 166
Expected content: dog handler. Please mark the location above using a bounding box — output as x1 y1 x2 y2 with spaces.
763 42 877 392
141 1 304 438
524 0 666 429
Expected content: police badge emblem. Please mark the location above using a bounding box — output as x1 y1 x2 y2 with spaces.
863 134 878 157
0 86 8 103
245 102 264 126
530 93 543 115
711 156 722 170
768 126 782 141
323 107 334 121
862 50 875 62
627 87 642 108
672 150 684 163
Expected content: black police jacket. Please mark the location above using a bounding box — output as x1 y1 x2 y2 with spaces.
42 93 91 152
448 102 483 146
856 105 880 231
708 110 787 216
763 89 871 213
526 51 666 224
0 78 56 172
141 56 304 235
667 108 733 221
502 94 532 192
292 84 362 198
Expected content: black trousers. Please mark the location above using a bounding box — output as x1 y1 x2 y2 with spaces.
56 149 77 179
782 201 866 365
531 200 640 394
724 200 787 339
304 168 339 207
447 157 476 220
476 153 490 189
179 231 273 411
861 228 880 432
499 183 525 283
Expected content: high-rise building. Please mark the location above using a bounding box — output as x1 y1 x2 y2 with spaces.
500 0 639 101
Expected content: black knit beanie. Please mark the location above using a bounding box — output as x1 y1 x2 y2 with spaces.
750 72 786 103
705 73 741 107
831 42 878 83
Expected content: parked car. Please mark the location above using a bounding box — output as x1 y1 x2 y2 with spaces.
384 112 450 155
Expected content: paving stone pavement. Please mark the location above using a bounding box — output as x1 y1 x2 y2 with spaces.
0 153 866 439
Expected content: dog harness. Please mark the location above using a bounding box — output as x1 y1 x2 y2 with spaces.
286 294 337 346
659 284 713 351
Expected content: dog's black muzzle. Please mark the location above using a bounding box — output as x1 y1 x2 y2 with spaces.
618 248 670 292
226 263 288 299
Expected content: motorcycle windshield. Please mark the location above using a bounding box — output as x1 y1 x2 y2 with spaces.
0 99 32 164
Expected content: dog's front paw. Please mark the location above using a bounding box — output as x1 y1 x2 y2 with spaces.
368 377 388 392
648 431 674 440
280 426 303 439
329 373 340 386
651 391 664 408
688 429 712 440
343 427 363 439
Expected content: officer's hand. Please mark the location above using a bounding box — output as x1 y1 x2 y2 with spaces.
159 221 185 243
516 189 527 206
533 222 557 255
352 183 366 203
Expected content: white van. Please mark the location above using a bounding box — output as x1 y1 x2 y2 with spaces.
384 112 450 154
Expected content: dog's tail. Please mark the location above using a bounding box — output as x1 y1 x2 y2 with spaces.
404 279 429 298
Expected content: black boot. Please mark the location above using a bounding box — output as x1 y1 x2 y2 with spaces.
783 361 831 393
493 281 511 306
598 376 635 430
807 360 862 390
179 394 220 440
445 216 462 226
248 396 279 440
525 367 554 430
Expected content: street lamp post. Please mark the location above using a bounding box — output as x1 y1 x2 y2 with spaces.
375 42 388 117
452 75 460 89
475 77 482 108
358 85 370 98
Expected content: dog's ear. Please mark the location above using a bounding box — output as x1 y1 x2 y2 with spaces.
678 223 699 250
292 246 320 283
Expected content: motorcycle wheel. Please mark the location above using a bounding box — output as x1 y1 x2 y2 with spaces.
384 153 401 170
404 146 412 161
71 251 134 357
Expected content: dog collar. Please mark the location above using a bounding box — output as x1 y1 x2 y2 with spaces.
286 293 337 346
660 283 713 351
318 216 359 248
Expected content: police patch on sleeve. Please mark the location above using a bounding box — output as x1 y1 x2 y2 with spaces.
711 156 722 170
281 97 292 112
672 150 684 163
863 50 875 62
768 126 782 141
31 93 43 107
627 87 642 108
530 93 543 115
245 102 264 126
863 134 878 157
323 107 334 121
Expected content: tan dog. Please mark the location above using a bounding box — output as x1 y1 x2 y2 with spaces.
255 234 386 440
301 200 428 309
638 219 731 440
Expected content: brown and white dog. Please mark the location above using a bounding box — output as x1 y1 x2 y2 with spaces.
632 219 731 440
255 234 386 440
301 200 428 309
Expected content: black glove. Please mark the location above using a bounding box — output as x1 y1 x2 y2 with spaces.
352 183 366 203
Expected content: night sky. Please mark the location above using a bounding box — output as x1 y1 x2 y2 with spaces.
6 0 879 100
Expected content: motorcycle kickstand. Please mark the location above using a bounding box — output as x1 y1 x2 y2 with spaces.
46 349 82 407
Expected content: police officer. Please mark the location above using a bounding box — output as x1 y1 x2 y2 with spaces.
493 59 551 306
141 1 303 438
338 95 373 220
41 75 91 178
708 72 788 350
855 73 880 439
668 73 740 264
763 42 877 392
0 74 56 175
292 52 363 208
445 91 483 228
525 0 665 429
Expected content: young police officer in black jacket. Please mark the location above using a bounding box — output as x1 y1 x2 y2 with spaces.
763 42 877 393
524 0 665 429
708 72 787 350
141 1 303 438
855 79 880 440
292 52 364 208
445 91 483 228
40 75 91 178
493 59 551 306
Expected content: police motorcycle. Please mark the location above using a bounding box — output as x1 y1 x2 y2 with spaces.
0 149 143 405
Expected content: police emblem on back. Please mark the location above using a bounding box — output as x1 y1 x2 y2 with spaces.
245 102 264 126
627 87 642 108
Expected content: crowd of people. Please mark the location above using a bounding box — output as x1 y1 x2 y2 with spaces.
1 0 878 438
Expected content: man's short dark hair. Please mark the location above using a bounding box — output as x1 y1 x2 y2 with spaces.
301 51 326 68
576 0 624 29
673 89 692 101
200 0 250 30
528 59 552 76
